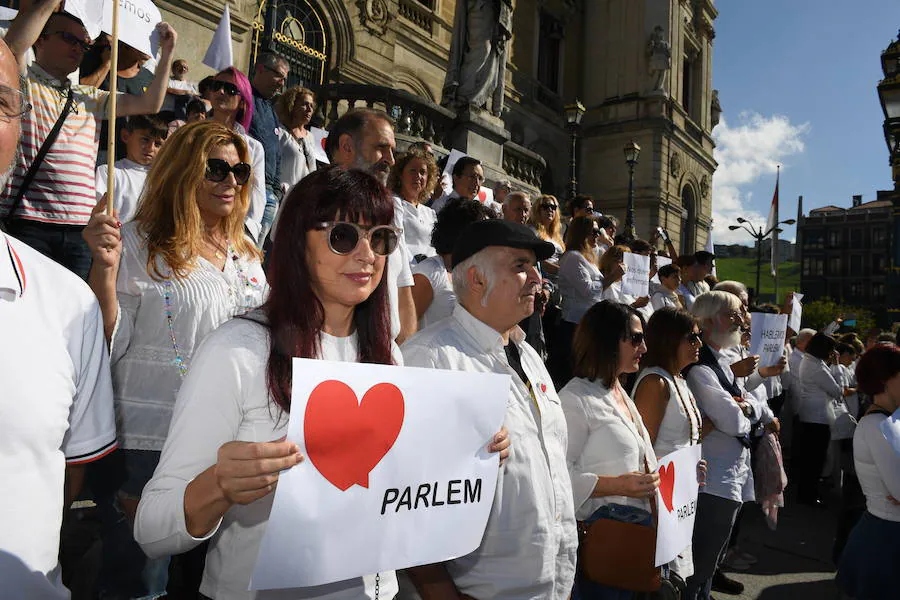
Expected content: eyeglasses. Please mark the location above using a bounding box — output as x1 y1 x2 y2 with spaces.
541 204 558 211
684 331 703 344
205 159 252 185
626 331 645 347
462 173 485 184
263 64 288 80
315 222 400 256
49 31 92 52
209 80 240 96
0 85 32 121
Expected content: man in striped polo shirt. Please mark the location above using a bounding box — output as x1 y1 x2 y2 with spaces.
1 0 177 279
0 35 117 598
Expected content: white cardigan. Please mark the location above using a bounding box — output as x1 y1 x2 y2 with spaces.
559 377 658 521
797 354 843 425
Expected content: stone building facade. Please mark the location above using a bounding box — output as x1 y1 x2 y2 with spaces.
160 0 718 251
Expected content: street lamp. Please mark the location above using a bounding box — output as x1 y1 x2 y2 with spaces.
623 140 641 242
878 31 900 184
564 99 586 205
728 218 796 301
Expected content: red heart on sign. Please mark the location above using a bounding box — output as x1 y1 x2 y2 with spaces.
540 383 547 393
658 462 676 512
304 380 404 491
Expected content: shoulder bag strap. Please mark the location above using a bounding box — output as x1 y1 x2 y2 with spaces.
643 453 659 525
3 88 75 227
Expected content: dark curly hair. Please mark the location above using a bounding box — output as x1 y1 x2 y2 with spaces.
430 198 495 255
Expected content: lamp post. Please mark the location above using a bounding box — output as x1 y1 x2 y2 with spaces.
564 100 586 205
728 217 796 300
877 30 900 324
623 140 640 242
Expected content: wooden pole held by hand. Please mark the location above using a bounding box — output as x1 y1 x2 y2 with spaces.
105 0 121 217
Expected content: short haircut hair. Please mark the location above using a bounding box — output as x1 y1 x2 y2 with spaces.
186 98 208 116
173 59 188 70
325 108 394 161
643 307 698 374
797 328 817 344
573 300 643 387
504 191 530 207
494 179 512 192
658 264 680 279
43 12 87 34
856 344 900 396
753 303 781 314
256 52 288 71
431 198 495 255
198 76 215 96
452 156 481 178
714 280 748 303
570 194 594 212
125 114 168 140
629 238 652 254
692 291 741 321
695 250 716 266
806 332 837 361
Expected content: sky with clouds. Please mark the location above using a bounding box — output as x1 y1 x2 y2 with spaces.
711 1 900 245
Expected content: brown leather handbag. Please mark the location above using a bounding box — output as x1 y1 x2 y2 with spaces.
578 458 662 592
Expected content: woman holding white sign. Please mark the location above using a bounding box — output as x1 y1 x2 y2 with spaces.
559 300 659 599
634 307 705 581
134 167 509 599
599 245 651 320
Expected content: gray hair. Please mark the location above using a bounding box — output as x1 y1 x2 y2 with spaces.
503 191 530 207
713 280 749 304
451 247 500 307
692 291 741 321
257 52 288 71
796 328 816 344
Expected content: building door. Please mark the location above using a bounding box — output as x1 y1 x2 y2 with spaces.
251 0 329 89
681 185 697 253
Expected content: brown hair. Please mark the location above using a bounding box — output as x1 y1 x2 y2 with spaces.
275 86 316 127
599 244 629 280
565 216 598 266
573 300 643 387
642 307 698 375
387 147 439 204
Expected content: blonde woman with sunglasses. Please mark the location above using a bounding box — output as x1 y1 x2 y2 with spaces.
82 121 266 597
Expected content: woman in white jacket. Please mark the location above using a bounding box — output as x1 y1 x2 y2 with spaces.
559 300 658 599
795 333 845 506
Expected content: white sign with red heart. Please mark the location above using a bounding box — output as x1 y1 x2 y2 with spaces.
654 444 703 567
250 358 510 590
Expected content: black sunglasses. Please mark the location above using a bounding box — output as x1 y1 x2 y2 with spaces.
541 203 558 211
315 222 400 256
209 80 240 96
50 30 92 52
205 159 251 185
626 332 645 347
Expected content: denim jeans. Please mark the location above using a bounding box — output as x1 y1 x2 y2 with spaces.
5 219 92 280
258 188 280 246
684 493 742 600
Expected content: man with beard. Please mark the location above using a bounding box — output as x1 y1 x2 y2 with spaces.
683 291 759 600
326 108 417 342
0 36 117 597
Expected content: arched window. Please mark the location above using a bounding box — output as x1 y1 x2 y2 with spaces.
252 0 329 88
681 184 697 253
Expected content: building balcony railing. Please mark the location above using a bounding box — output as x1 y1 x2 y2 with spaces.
502 141 546 189
311 83 457 149
398 0 435 35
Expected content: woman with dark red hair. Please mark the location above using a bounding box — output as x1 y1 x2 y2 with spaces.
836 343 900 600
133 167 507 598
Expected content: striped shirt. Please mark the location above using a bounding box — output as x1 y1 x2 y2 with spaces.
1 63 110 226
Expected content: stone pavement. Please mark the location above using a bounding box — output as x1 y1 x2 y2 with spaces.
719 487 845 600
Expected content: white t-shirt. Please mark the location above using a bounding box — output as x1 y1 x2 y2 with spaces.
411 254 455 329
397 197 437 259
95 158 150 223
389 197 416 340
135 318 400 599
162 78 198 113
0 232 117 597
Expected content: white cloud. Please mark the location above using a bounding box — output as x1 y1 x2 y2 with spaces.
711 112 810 245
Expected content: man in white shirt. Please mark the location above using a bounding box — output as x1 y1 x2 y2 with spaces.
678 250 715 311
430 156 502 216
401 219 577 600
0 37 118 598
326 107 417 342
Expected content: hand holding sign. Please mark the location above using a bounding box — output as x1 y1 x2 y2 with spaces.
215 439 303 506
654 445 703 567
749 313 789 369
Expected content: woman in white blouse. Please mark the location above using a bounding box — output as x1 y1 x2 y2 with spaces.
410 198 492 329
795 333 845 506
387 147 438 261
836 344 900 600
83 121 267 598
206 68 267 245
559 300 659 599
275 86 318 192
554 216 604 386
633 307 705 581
599 244 651 318
650 264 684 311
133 167 510 599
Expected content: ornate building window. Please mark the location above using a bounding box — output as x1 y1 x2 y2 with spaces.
252 0 329 89
681 43 701 123
680 185 697 253
537 10 564 95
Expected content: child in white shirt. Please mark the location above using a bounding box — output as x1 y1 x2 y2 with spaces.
96 114 167 223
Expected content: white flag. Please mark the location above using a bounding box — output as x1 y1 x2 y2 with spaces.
705 222 716 277
767 169 780 277
203 4 233 72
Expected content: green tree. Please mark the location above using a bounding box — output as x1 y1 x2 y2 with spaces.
801 298 875 334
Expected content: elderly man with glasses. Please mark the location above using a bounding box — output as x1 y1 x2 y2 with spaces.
430 156 502 216
1 0 177 279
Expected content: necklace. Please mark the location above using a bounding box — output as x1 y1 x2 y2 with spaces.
161 240 259 377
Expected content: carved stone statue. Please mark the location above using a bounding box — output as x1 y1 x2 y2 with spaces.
647 25 672 94
442 0 513 117
710 89 722 128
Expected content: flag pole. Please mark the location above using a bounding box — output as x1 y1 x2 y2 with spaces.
773 165 780 303
105 0 120 217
